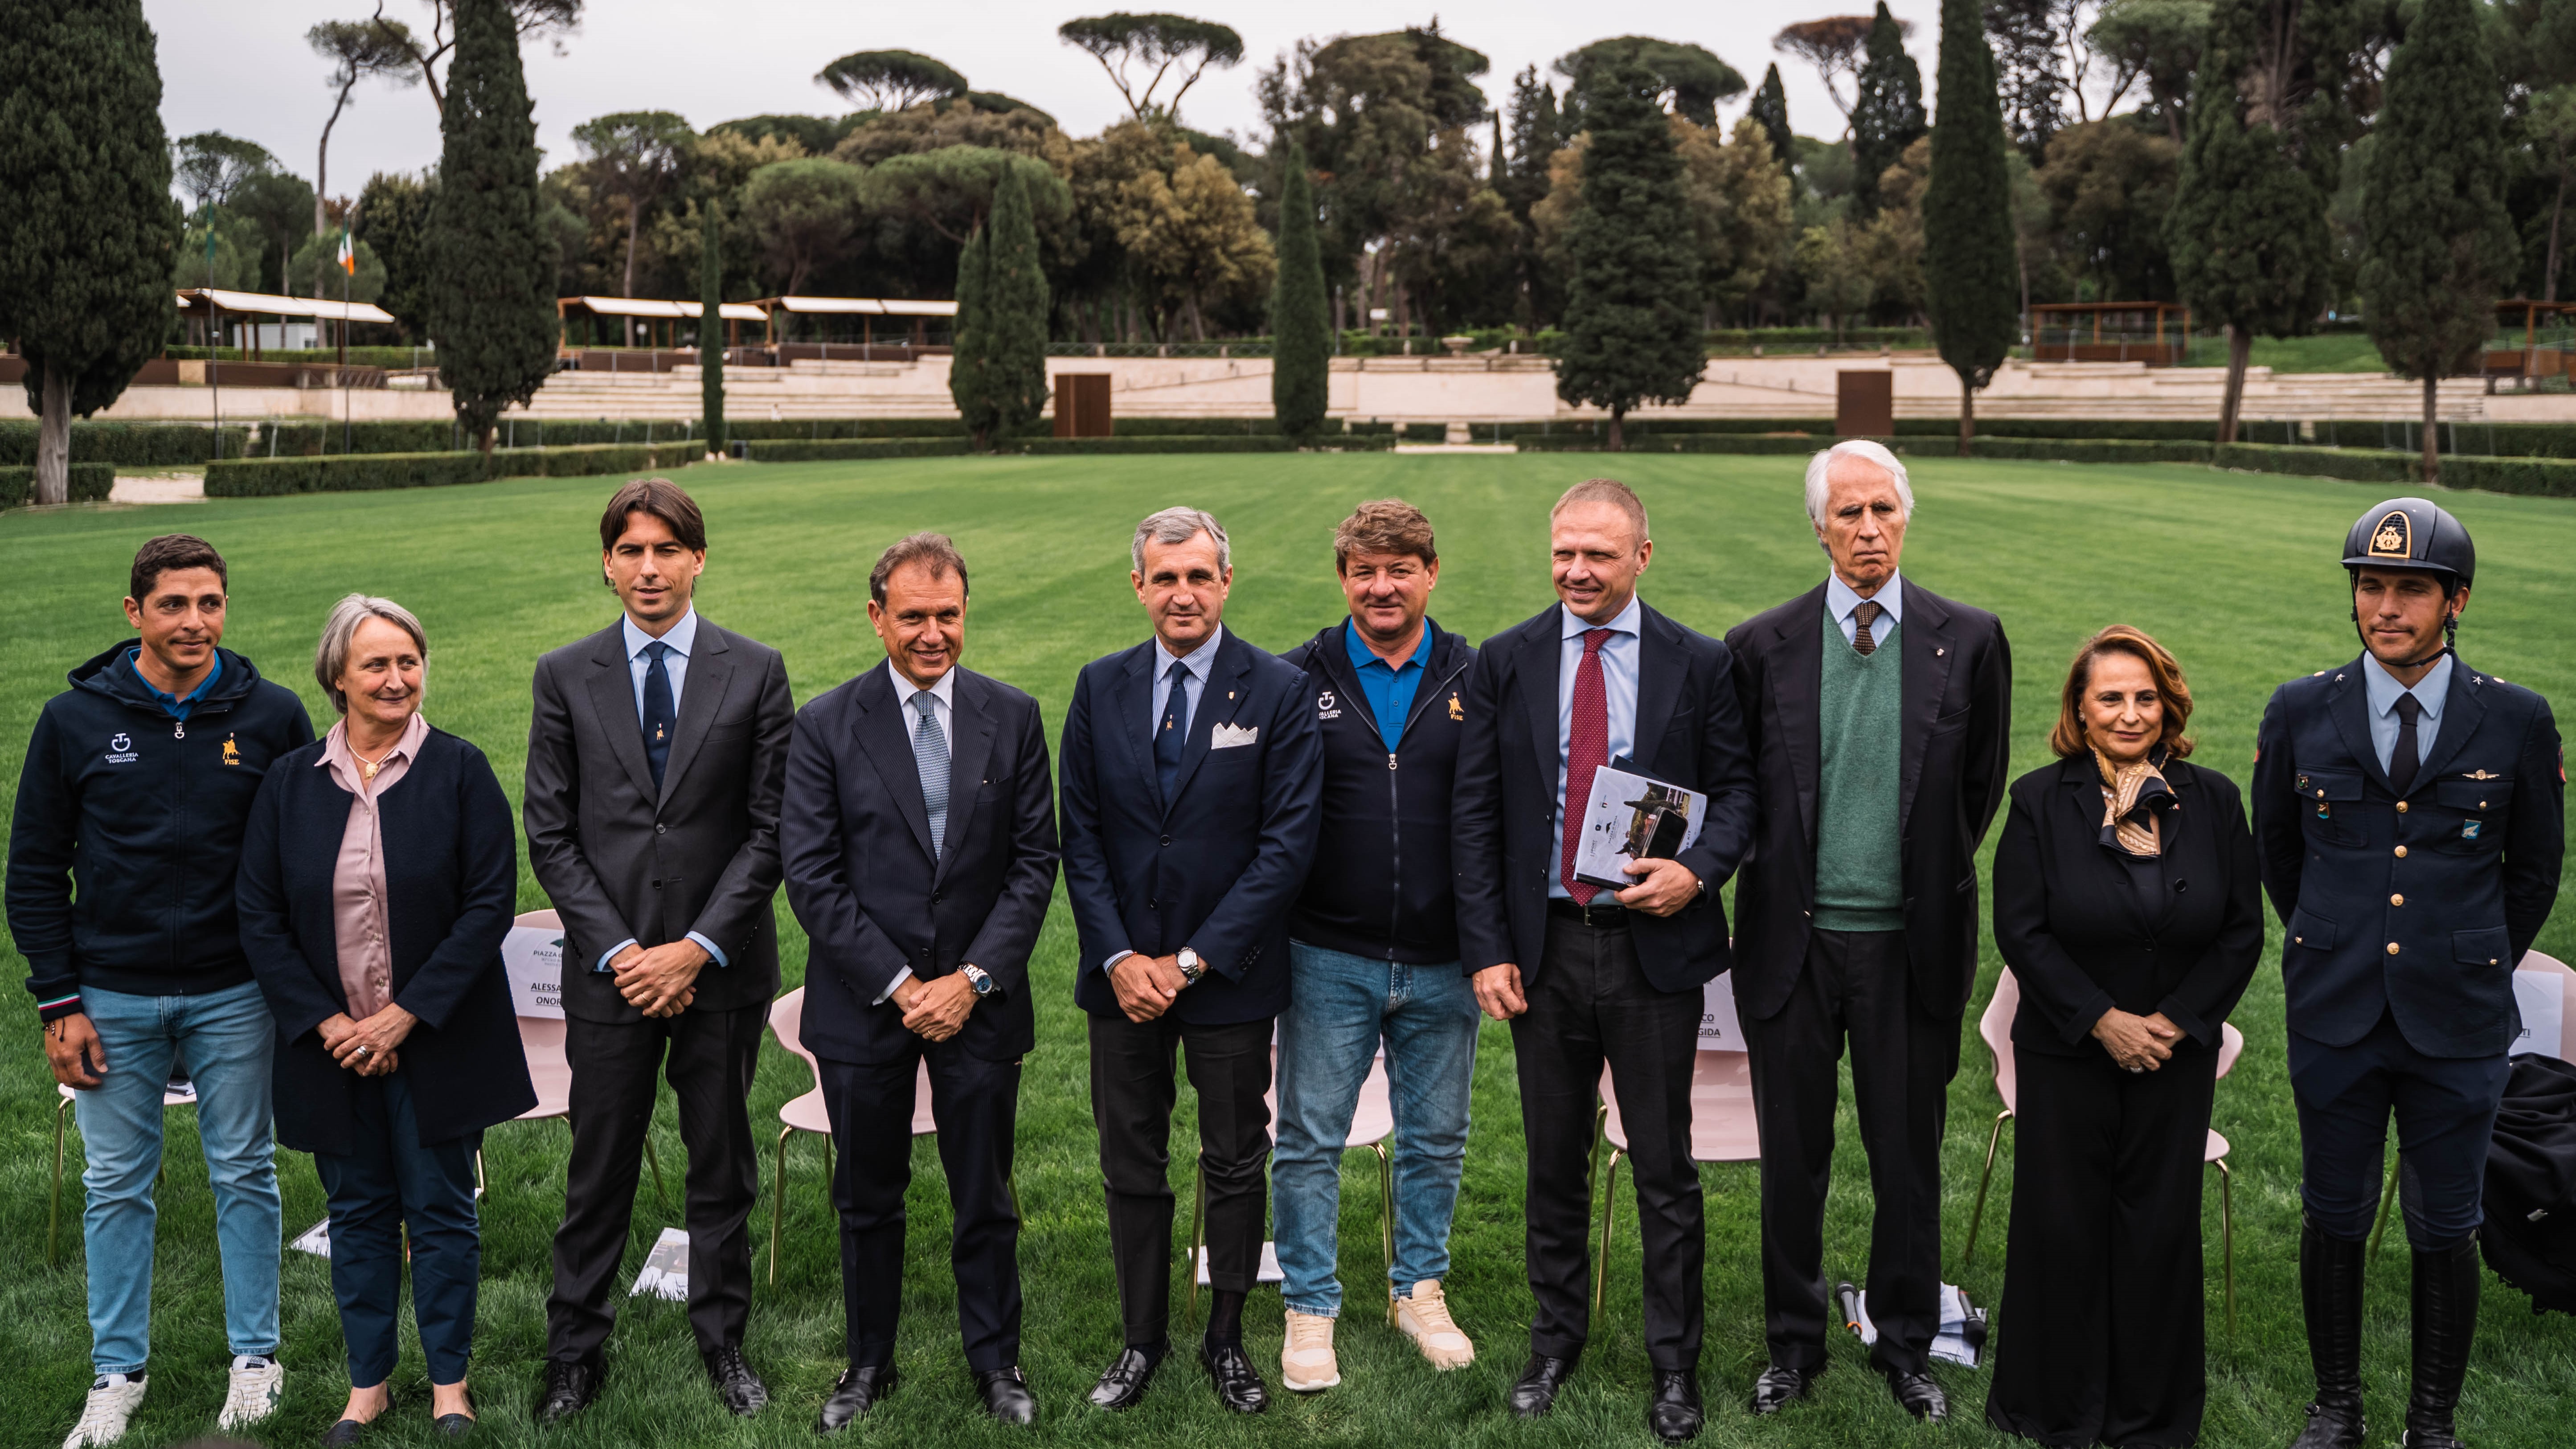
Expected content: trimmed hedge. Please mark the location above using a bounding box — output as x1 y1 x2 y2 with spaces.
744 438 975 463
2309 419 2576 459
1013 434 1396 455
1947 437 2214 464
1891 418 2302 444
0 463 117 508
205 443 700 498
2209 443 2417 484
0 421 253 464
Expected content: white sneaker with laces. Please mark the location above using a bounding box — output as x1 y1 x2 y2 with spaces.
1281 1309 1342 1392
62 1375 147 1449
1395 1280 1476 1370
217 1355 283 1431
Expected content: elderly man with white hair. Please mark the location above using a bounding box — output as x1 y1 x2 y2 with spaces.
1722 441 2013 1424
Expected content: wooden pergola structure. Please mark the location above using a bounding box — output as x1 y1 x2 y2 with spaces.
177 288 397 359
557 296 770 352
2483 299 2576 383
2029 301 2192 366
755 296 958 359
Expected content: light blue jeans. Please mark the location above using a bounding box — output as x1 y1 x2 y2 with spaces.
72 981 281 1375
1273 940 1479 1318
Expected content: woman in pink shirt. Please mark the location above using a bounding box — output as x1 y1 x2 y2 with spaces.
238 595 532 1442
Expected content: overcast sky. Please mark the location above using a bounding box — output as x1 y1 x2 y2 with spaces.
145 0 1954 197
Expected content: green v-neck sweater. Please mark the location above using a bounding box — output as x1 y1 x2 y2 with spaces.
1813 606 1905 931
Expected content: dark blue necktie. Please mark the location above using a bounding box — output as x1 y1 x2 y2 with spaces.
1155 662 1190 804
641 640 674 790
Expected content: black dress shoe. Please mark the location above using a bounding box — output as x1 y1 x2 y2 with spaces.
816 1365 896 1433
1507 1354 1579 1419
320 1420 366 1449
1884 1368 1948 1422
1647 1371 1704 1443
1087 1346 1162 1412
977 1367 1037 1425
1749 1362 1822 1415
1200 1340 1270 1415
703 1343 768 1417
534 1358 601 1424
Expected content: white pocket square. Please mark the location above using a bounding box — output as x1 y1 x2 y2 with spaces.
1210 722 1258 749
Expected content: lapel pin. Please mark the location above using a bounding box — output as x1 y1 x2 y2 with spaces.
1935 647 1945 657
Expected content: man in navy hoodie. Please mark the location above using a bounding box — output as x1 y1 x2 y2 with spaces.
9 535 315 1449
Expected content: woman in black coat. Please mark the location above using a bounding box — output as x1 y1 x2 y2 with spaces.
1983 625 2262 1449
237 596 533 1443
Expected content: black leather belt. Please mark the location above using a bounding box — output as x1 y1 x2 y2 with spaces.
1548 898 1630 927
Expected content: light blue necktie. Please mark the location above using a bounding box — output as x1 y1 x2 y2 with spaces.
912 691 949 860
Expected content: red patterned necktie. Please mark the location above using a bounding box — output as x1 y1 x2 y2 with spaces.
1560 627 1613 904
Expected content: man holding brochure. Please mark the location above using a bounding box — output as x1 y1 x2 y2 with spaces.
1452 478 1757 1444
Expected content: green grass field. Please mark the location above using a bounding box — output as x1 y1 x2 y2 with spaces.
2 454 2572 1449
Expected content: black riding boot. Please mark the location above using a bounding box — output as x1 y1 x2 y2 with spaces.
2290 1217 2368 1449
2400 1237 2482 1449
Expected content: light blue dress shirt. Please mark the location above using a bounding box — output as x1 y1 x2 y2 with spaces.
2361 650 2451 776
597 606 728 973
1550 595 1642 900
1105 626 1226 971
1824 568 1904 647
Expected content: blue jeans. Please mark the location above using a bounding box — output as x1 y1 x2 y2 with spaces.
315 1071 482 1387
72 981 281 1375
1273 941 1479 1318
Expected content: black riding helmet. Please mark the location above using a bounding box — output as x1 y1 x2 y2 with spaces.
2343 496 2475 663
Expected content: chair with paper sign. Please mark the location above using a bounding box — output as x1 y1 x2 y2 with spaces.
1184 1043 1397 1323
1589 974 1763 1314
504 909 669 1211
1960 968 2247 1334
762 986 945 1286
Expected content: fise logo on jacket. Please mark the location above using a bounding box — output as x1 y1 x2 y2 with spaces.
106 733 136 763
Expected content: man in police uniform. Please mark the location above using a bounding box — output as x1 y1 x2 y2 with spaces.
2253 497 2564 1449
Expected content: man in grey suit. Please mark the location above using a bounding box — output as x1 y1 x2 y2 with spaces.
523 478 795 1422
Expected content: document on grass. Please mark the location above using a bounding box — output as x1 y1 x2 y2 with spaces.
2512 968 2564 1060
1572 765 1703 892
631 1227 691 1300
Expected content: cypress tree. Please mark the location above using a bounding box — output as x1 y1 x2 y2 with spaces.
1750 63 1794 172
1270 141 1331 440
982 162 1051 444
948 218 995 448
2360 0 2516 485
1921 0 2019 454
1848 2 1926 219
2167 0 2336 446
1553 60 1704 451
0 0 180 505
700 205 726 459
424 0 555 458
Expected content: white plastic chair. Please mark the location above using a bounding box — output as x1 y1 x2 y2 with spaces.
1962 968 2245 1334
49 1075 199 1268
763 985 946 1286
1589 1050 1762 1314
504 909 669 1211
1188 1044 1397 1322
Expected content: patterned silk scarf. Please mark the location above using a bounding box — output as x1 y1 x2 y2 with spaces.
2095 748 2177 857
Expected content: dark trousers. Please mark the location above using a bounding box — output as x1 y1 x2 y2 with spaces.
1743 927 1957 1375
2290 1011 2511 1249
546 1003 766 1362
818 1044 1022 1371
1511 913 1705 1372
1985 1047 2216 1449
313 1072 481 1387
1087 1011 1273 1349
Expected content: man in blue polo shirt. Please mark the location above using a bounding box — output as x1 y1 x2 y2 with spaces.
1273 500 1479 1392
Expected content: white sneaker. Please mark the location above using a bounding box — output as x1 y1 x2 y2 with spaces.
1395 1280 1476 1370
1281 1309 1342 1392
62 1375 146 1449
217 1355 283 1431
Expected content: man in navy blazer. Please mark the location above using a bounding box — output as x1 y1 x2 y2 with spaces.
781 533 1059 1430
1452 479 1757 1443
1059 506 1323 1416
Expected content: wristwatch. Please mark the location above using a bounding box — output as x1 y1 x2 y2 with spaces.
961 964 996 998
1175 947 1206 986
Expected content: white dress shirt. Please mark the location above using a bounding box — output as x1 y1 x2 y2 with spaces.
1825 569 1904 647
1551 595 1643 900
2362 650 2452 776
1105 626 1227 970
874 659 959 1003
598 605 727 971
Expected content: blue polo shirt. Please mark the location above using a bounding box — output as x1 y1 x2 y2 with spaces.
129 647 221 720
1345 618 1433 751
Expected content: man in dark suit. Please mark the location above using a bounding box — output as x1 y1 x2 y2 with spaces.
1453 478 1757 1445
780 532 1058 1430
1724 441 2011 1424
524 479 795 1421
2252 499 2561 1449
1059 506 1323 1416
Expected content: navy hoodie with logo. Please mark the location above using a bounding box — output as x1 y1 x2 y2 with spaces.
9 642 315 1021
1277 618 1476 964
